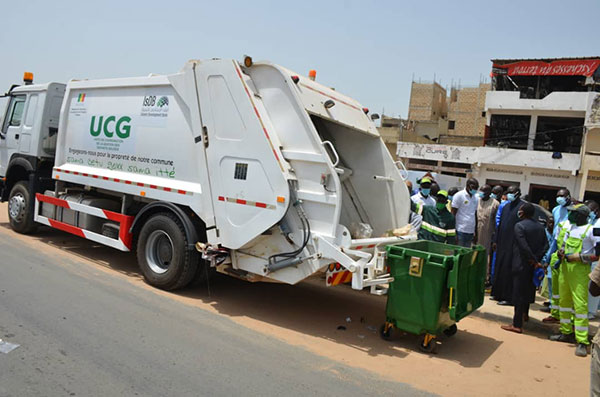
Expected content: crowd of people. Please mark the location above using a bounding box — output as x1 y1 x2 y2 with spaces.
407 175 600 366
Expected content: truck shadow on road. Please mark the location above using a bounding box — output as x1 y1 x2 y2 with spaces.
184 273 503 368
5 223 503 368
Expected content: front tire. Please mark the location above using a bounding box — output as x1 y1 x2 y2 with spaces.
8 181 37 234
136 212 198 291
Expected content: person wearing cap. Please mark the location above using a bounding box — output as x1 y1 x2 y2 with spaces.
549 203 600 357
411 190 456 244
451 178 480 247
411 176 436 207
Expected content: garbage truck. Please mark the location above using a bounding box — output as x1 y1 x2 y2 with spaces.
0 57 411 293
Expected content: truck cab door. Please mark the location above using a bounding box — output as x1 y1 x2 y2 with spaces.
0 95 26 176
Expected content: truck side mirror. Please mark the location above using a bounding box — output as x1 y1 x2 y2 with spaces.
370 113 380 121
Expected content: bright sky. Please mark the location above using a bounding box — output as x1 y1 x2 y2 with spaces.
1 0 598 118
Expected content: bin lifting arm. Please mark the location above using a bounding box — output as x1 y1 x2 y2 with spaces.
314 235 408 294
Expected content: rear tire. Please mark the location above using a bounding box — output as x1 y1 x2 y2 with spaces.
136 212 198 291
8 181 37 234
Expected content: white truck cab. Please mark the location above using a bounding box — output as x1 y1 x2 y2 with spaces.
1 80 65 168
1 76 64 186
0 76 65 234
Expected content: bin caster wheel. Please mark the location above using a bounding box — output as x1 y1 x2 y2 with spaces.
379 323 393 341
419 334 437 353
443 324 458 337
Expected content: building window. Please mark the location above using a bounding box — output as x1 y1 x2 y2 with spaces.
534 116 584 154
481 111 486 118
448 120 456 130
486 115 530 150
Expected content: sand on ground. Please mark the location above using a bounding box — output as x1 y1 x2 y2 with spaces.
0 203 593 396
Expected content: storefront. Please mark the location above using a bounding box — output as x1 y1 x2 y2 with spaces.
474 164 576 207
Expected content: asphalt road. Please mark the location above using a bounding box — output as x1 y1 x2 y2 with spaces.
0 227 428 397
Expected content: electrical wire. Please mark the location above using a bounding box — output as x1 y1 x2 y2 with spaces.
267 208 310 264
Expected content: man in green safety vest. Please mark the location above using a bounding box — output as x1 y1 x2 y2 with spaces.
549 204 600 357
412 190 456 244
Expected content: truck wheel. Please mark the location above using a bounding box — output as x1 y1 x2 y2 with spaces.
8 181 37 234
136 212 198 291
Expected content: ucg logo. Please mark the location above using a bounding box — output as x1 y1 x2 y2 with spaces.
90 115 131 138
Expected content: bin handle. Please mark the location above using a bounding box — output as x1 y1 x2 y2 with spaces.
449 287 454 309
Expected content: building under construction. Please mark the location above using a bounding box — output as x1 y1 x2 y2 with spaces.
402 79 489 146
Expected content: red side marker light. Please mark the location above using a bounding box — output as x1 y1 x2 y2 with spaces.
291 75 300 84
363 107 369 114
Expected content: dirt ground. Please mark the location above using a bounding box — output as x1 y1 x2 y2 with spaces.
0 202 594 396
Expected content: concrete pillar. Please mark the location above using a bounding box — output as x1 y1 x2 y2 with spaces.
527 115 538 151
579 167 588 201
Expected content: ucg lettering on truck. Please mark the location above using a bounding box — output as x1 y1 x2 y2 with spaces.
90 115 131 138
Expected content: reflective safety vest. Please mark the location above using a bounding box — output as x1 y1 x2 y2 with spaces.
557 222 593 265
413 202 456 244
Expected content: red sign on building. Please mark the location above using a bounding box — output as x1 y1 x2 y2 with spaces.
492 59 600 77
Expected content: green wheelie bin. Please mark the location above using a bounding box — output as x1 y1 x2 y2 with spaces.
380 240 486 352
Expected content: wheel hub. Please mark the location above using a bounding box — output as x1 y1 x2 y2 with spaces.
146 230 174 275
9 193 26 222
